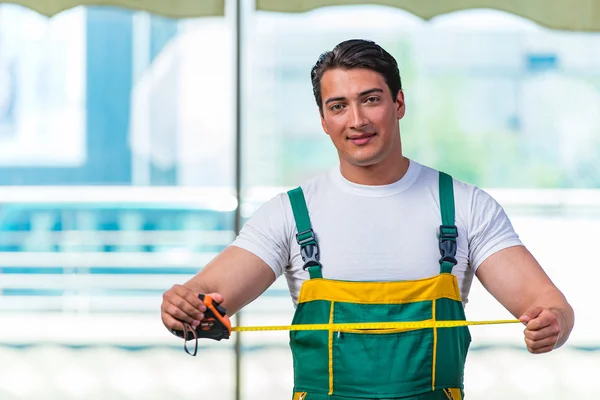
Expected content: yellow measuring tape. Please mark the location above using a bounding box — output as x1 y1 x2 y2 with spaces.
231 319 521 333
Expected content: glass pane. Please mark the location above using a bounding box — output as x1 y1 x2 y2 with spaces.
0 4 235 400
243 6 600 189
241 5 599 400
0 6 86 168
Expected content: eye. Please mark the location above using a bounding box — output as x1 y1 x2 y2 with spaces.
330 104 345 112
365 96 380 103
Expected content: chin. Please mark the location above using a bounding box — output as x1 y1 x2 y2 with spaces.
347 155 382 167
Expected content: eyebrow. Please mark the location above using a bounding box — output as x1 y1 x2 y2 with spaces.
324 88 384 105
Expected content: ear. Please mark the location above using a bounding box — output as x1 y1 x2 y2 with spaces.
395 90 406 120
320 109 330 135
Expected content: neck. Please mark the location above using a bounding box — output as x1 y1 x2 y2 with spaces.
340 152 409 186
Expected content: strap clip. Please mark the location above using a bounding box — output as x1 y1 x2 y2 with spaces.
296 229 321 270
439 225 458 265
296 228 316 246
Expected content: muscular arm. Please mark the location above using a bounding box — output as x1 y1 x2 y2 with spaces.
162 192 290 332
183 245 277 316
476 245 574 350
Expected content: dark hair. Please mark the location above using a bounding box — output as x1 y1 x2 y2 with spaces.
310 39 402 113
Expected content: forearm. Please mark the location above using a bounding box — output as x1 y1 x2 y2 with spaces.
182 269 247 315
183 274 213 296
181 246 276 316
477 246 574 349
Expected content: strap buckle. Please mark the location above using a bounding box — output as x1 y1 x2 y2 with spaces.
296 228 316 246
296 229 321 271
439 225 458 265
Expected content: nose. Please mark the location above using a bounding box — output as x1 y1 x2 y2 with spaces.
349 104 368 130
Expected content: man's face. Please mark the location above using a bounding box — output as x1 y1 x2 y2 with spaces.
319 68 405 168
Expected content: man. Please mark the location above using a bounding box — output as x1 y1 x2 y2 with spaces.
161 39 574 399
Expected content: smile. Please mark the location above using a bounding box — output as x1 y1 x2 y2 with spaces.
348 133 376 145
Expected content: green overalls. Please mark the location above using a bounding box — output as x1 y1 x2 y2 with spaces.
287 172 471 400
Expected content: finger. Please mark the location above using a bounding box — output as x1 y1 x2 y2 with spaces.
528 343 555 354
168 297 205 322
207 292 225 304
163 291 205 321
163 299 203 326
519 306 543 324
525 310 556 331
170 285 206 312
524 324 561 341
525 334 559 351
162 312 191 332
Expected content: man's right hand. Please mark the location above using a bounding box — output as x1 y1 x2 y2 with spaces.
161 284 224 333
160 246 276 336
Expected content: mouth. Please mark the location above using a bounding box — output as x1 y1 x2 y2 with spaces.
348 132 376 146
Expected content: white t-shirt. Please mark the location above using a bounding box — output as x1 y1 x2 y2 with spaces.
231 159 522 307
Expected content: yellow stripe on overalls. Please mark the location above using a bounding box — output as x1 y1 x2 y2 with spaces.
231 319 521 332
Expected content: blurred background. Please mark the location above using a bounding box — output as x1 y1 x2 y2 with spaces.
0 1 599 399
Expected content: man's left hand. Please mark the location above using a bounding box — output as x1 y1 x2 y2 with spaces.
519 306 562 354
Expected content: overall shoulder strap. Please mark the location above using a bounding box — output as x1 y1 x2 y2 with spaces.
287 187 323 279
438 172 458 274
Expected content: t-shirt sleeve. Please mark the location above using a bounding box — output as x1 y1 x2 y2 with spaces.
467 186 523 271
229 192 293 278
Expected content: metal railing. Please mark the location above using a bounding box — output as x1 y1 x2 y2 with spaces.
0 186 598 347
